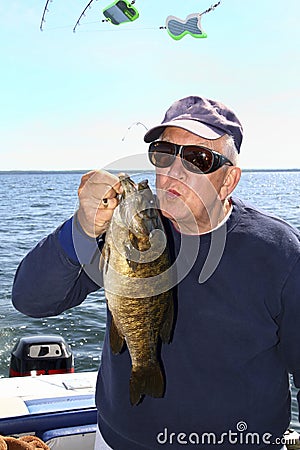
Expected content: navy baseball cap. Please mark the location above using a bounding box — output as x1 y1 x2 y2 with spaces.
144 96 243 153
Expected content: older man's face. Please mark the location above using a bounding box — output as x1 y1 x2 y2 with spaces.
155 127 232 233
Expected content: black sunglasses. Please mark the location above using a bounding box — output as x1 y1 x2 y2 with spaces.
148 141 233 174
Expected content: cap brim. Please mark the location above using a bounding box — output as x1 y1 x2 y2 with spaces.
144 119 224 143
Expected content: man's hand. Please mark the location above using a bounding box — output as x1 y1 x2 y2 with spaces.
77 170 121 237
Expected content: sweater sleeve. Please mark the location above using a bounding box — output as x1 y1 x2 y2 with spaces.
277 256 300 420
12 216 104 318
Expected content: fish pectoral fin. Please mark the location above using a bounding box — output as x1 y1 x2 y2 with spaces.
109 317 125 354
129 363 164 406
160 294 174 344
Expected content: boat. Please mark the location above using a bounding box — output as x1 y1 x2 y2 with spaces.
0 335 98 449
1 335 300 449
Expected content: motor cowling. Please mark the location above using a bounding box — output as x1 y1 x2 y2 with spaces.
9 335 74 377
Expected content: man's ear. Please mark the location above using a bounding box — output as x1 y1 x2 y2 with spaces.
219 166 241 201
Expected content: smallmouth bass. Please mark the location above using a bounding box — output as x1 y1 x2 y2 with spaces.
101 174 174 405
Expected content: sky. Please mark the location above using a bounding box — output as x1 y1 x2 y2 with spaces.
0 0 299 171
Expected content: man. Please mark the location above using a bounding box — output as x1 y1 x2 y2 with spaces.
12 96 300 449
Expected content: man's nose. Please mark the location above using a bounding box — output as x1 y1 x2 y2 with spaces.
166 155 186 179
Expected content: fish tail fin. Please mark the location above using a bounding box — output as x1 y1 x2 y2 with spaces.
130 363 164 406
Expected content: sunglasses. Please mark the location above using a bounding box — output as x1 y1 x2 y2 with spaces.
148 141 233 174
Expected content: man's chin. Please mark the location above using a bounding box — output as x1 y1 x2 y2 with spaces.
160 208 192 228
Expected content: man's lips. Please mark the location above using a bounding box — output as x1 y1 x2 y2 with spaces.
166 188 181 198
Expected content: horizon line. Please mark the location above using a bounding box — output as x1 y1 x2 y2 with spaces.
0 168 300 174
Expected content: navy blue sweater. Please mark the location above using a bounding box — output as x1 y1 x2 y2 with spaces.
12 198 300 449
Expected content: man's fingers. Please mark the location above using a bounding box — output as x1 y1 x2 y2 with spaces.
78 170 121 198
77 170 122 237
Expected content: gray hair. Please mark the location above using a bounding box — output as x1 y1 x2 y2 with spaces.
222 135 239 166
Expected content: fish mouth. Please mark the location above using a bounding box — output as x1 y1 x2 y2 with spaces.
119 173 136 198
118 176 160 237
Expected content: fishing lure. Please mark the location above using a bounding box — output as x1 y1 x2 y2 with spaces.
165 1 221 40
102 0 139 25
166 13 207 40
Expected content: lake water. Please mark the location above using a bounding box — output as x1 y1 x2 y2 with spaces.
0 170 299 429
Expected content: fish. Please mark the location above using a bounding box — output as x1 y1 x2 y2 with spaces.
101 174 174 406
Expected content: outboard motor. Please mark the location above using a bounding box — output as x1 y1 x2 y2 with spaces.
9 335 74 377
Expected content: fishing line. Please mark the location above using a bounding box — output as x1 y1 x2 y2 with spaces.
121 122 148 142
